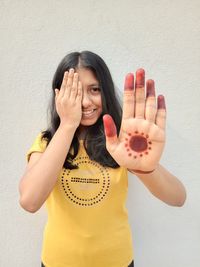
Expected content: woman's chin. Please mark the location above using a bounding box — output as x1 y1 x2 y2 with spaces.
80 118 98 126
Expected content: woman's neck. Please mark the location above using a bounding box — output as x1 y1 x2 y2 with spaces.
77 126 87 140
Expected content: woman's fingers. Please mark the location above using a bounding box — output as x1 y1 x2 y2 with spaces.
135 69 145 119
122 73 135 120
64 68 74 99
57 68 82 104
70 72 79 100
145 79 157 122
156 95 166 130
122 69 166 130
59 71 68 98
76 81 83 100
103 114 118 148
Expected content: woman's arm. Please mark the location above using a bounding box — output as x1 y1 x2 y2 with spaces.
19 69 82 213
129 164 186 206
103 69 186 207
19 124 77 213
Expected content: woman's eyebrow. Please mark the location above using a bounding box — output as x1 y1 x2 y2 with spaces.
87 83 100 87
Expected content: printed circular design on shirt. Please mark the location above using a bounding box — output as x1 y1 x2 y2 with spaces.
60 156 110 207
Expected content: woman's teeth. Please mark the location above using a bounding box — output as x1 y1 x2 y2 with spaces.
82 109 95 117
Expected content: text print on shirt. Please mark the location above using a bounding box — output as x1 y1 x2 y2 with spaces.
60 155 111 207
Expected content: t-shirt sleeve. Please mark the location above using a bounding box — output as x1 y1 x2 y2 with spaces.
26 133 48 162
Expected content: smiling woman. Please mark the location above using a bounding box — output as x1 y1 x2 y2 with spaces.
46 51 122 169
19 50 186 267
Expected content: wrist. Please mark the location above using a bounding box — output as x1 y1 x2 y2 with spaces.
58 122 78 133
131 169 156 174
130 165 160 174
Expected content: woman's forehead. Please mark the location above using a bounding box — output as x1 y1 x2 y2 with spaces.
75 68 99 85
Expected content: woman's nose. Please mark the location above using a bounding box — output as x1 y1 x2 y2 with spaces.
82 91 92 107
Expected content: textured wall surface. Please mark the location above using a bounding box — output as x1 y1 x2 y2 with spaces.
0 0 200 266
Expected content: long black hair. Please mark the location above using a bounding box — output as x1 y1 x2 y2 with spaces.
42 51 122 169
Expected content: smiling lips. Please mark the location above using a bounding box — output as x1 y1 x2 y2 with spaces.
82 109 96 118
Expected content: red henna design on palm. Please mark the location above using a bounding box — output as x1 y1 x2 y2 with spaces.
125 132 152 158
103 69 166 172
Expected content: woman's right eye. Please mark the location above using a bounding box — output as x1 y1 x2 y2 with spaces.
91 87 101 93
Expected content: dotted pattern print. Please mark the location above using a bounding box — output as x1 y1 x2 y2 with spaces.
124 131 152 158
61 156 110 207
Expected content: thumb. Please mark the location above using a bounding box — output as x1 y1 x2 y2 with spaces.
103 114 118 148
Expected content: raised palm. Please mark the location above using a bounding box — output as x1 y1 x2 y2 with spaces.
103 69 166 173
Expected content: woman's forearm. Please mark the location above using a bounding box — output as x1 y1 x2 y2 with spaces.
130 164 186 206
19 124 77 212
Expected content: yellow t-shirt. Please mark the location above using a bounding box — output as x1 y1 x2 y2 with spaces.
27 133 134 267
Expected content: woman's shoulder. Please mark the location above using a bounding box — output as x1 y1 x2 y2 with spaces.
26 132 48 162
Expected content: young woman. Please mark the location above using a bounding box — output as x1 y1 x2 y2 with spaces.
19 51 186 267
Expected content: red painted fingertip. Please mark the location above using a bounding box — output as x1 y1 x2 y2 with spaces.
136 68 145 73
157 95 166 109
124 73 134 90
146 79 155 97
103 114 117 138
136 68 145 88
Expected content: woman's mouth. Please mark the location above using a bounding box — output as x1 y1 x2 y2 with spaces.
82 109 96 118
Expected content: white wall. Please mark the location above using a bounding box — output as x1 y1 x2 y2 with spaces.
1 0 199 266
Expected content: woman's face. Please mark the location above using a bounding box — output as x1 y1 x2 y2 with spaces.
76 68 103 127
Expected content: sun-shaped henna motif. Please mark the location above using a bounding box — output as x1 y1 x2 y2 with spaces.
124 131 152 158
